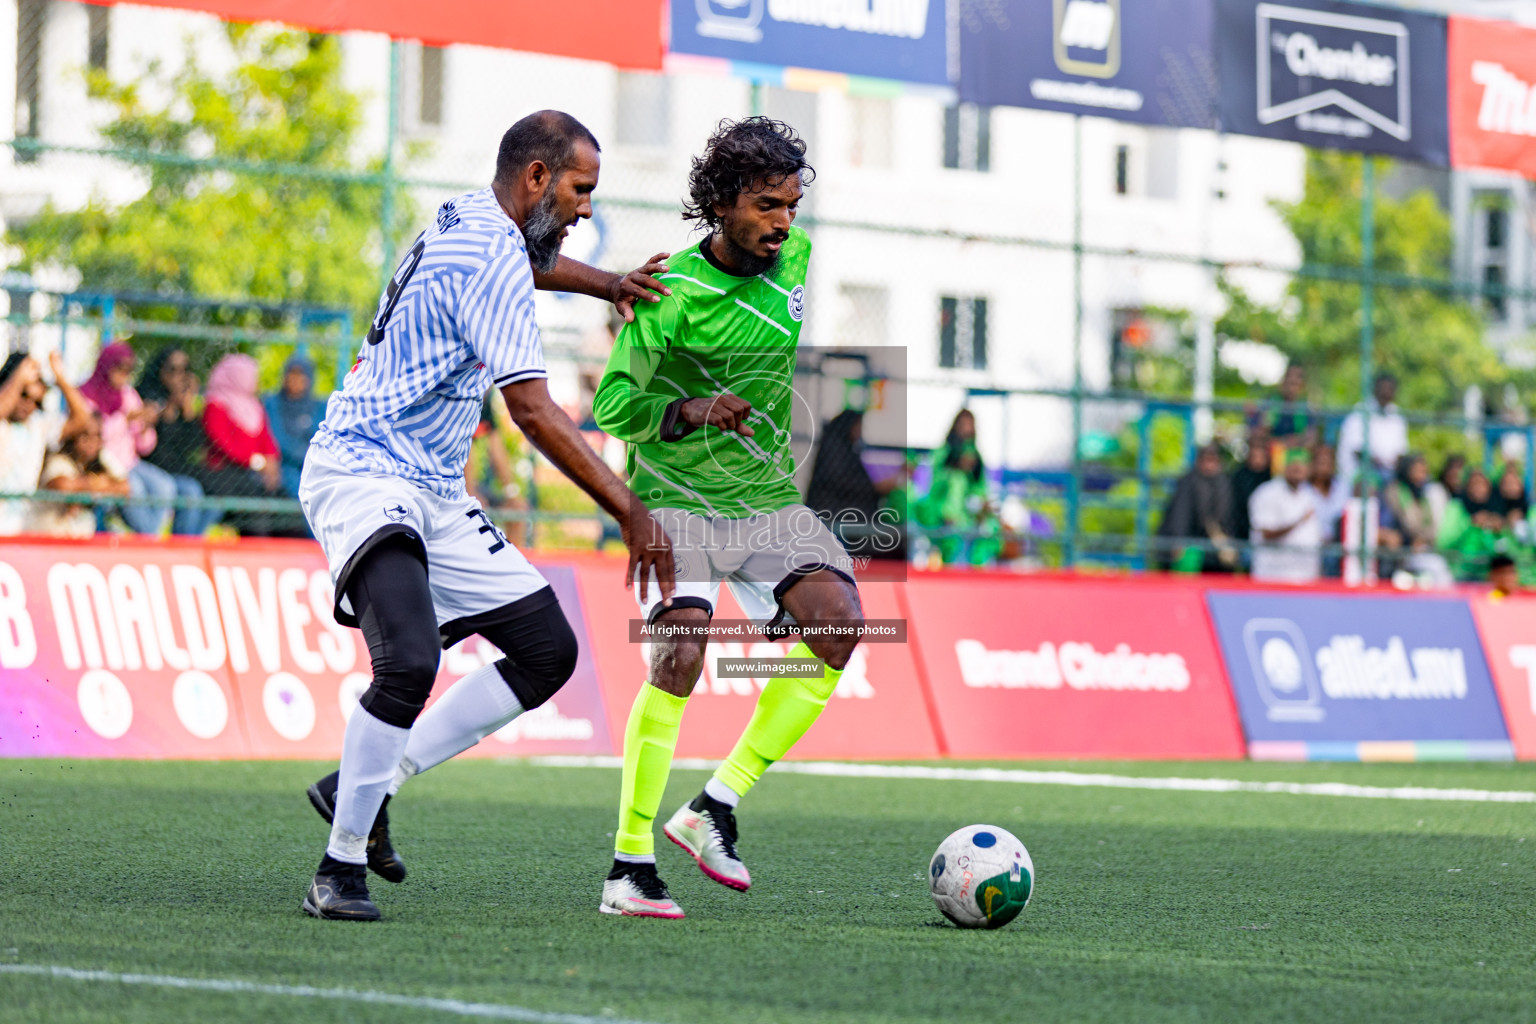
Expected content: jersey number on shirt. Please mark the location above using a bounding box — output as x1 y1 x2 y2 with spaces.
367 235 428 345
465 507 507 555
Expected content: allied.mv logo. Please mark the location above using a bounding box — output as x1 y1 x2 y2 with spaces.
696 0 764 42
788 285 805 322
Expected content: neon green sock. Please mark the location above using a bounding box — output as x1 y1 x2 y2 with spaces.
713 641 843 800
615 682 690 858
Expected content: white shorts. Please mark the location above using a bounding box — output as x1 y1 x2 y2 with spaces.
300 445 550 641
635 505 855 631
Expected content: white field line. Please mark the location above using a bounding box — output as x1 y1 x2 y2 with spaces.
524 756 1536 805
0 964 658 1024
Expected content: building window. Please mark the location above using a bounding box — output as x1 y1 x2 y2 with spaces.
1114 144 1129 195
943 104 990 172
848 96 892 169
1486 206 1506 251
1146 129 1179 200
615 71 670 147
15 0 46 160
418 45 444 127
1484 264 1507 321
87 3 109 72
939 296 987 370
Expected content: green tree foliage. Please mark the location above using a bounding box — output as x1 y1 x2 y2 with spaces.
9 25 393 325
1219 150 1496 413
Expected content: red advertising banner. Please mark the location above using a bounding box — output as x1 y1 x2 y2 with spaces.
570 557 942 761
900 574 1246 759
1449 15 1536 178
0 538 610 760
88 0 663 70
1468 592 1536 760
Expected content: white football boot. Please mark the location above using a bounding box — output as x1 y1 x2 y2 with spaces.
664 796 752 891
599 861 685 918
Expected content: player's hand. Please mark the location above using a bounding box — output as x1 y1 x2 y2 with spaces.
680 394 755 437
14 355 41 387
609 253 671 323
45 350 66 384
623 508 675 607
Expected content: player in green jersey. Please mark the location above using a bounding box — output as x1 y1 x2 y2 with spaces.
592 118 868 918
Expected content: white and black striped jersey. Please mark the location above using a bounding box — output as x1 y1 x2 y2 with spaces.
314 188 546 497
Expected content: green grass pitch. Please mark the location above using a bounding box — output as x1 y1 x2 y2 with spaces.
3 758 1536 1023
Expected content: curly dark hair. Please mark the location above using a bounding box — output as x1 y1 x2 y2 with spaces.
682 117 815 229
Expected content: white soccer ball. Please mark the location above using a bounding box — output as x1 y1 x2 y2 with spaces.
928 824 1034 929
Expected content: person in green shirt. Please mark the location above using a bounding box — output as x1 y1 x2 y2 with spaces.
591 117 867 919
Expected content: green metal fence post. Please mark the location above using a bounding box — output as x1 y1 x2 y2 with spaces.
1356 157 1376 581
379 41 402 291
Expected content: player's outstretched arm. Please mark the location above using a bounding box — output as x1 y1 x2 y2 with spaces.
532 253 671 323
500 377 675 606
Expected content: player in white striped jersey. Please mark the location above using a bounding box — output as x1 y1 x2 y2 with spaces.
299 110 676 921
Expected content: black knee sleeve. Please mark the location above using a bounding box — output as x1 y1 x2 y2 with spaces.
347 536 440 728
473 591 580 711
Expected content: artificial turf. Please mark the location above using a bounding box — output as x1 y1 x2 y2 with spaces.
2 757 1535 1023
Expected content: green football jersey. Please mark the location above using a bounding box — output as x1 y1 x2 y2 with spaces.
592 227 811 518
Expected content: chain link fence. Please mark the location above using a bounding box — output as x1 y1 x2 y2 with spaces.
2 7 1534 584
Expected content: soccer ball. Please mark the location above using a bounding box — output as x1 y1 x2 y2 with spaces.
928 825 1033 929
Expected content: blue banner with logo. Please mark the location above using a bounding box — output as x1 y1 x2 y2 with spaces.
1205 592 1511 758
957 0 1217 128
670 0 949 85
1215 0 1449 165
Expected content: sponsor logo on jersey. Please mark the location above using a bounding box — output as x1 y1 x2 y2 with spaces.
954 638 1191 692
1256 3 1412 142
383 504 409 522
788 284 805 322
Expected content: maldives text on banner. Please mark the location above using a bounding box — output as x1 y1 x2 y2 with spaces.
1215 0 1449 166
669 0 949 86
1448 15 1536 178
958 0 1218 128
80 0 664 69
1205 591 1511 760
0 539 611 759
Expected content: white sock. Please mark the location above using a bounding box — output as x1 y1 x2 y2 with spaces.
704 776 741 808
327 707 411 864
389 662 523 795
614 852 656 865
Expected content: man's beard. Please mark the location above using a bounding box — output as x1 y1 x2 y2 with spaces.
522 188 567 273
717 224 785 277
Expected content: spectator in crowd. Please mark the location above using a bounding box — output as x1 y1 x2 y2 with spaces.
139 347 204 474
0 350 92 535
1248 448 1321 584
79 341 208 536
1489 553 1521 599
1252 363 1316 455
1229 425 1272 548
201 353 283 536
1437 467 1507 580
1424 453 1466 536
1307 444 1349 539
807 408 907 560
916 409 1000 566
1336 372 1408 490
1495 464 1528 535
1155 443 1236 572
265 353 325 498
1381 453 1454 588
29 413 129 538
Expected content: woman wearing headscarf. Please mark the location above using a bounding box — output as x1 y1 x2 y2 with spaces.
264 354 325 498
79 341 207 536
1381 453 1452 586
805 408 906 560
915 409 1001 567
201 354 282 536
137 345 219 535
1439 467 1513 580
